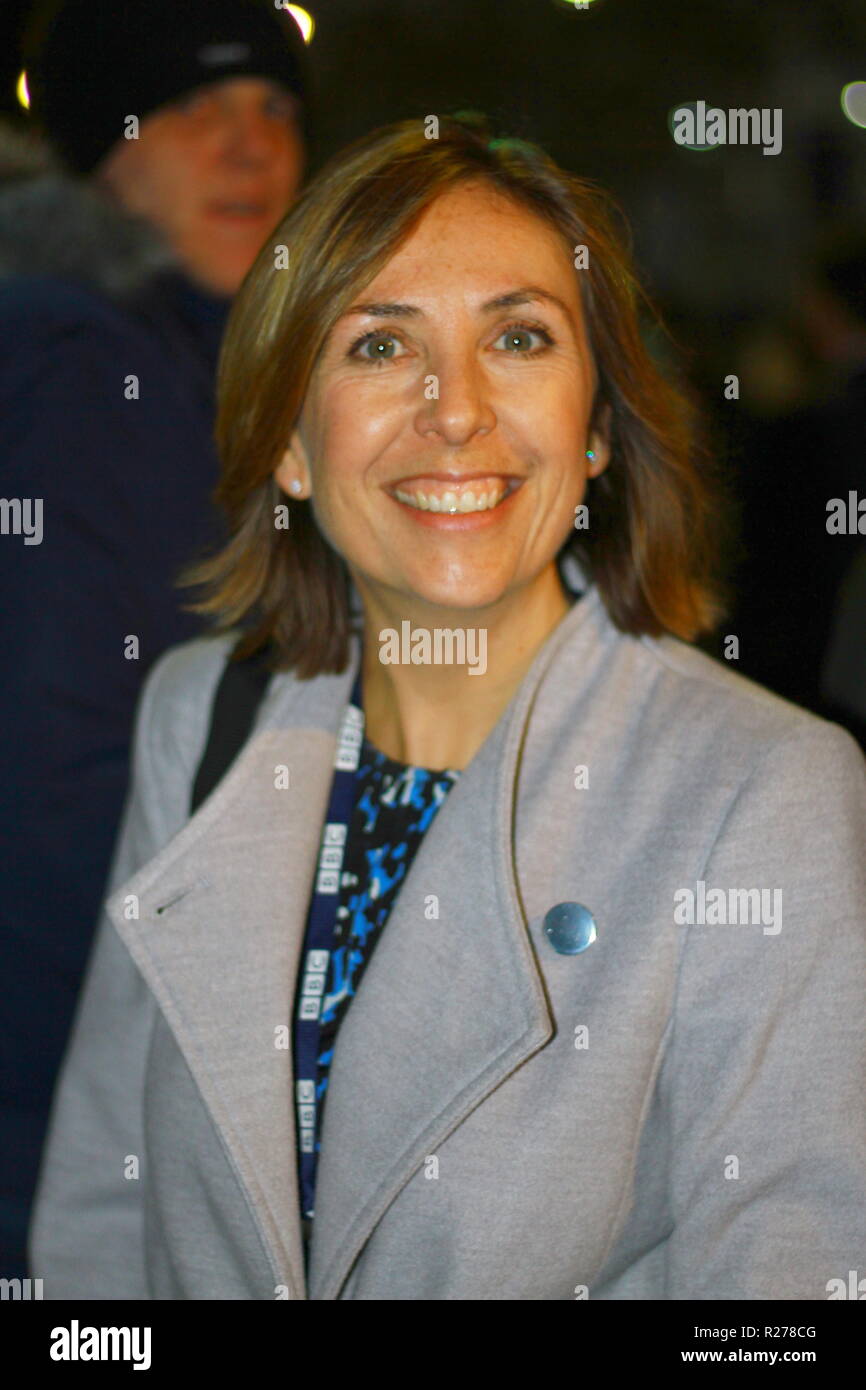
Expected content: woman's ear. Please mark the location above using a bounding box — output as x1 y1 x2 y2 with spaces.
586 404 613 479
274 430 311 498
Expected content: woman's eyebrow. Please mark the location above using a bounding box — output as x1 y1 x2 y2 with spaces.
343 301 421 320
341 286 573 321
483 286 572 317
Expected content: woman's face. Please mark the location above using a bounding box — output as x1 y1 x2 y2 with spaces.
276 180 609 614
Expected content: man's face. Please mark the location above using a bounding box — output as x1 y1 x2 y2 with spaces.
97 76 304 296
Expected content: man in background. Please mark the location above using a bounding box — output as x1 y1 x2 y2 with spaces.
0 0 309 1277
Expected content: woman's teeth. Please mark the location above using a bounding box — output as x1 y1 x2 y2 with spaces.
393 481 511 513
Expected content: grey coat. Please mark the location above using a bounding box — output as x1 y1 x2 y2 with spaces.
28 583 866 1299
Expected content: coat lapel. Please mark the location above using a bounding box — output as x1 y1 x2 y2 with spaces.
106 583 600 1300
105 656 358 1301
306 692 557 1298
308 588 599 1298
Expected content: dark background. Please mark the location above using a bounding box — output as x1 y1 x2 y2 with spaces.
6 0 863 331
2 0 865 733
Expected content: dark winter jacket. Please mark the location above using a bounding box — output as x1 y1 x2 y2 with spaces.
0 167 231 1277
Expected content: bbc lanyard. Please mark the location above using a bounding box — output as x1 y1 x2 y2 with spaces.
294 661 365 1222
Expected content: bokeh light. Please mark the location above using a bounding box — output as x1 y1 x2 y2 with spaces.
667 100 716 152
841 81 866 128
284 6 315 44
550 0 603 13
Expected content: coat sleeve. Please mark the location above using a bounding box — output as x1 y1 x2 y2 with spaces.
27 648 187 1300
0 307 214 990
0 302 217 1272
659 719 866 1299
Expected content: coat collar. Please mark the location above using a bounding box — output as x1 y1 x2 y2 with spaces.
106 578 607 1299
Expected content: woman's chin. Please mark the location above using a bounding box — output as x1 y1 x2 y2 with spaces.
375 574 512 616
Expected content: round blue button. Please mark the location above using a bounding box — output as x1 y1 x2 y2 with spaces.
543 902 597 955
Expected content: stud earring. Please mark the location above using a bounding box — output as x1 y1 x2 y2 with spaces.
289 479 303 495
585 449 596 461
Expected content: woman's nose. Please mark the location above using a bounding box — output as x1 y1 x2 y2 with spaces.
414 353 497 445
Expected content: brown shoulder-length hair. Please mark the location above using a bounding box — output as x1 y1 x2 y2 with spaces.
181 112 729 677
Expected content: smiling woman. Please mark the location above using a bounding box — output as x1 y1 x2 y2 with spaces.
29 114 866 1302
190 114 724 679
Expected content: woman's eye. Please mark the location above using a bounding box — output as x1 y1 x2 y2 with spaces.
493 324 553 354
349 332 406 362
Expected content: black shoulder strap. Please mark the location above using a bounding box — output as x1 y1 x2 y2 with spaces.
190 640 276 815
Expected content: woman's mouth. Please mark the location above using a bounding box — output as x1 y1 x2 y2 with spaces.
389 475 522 514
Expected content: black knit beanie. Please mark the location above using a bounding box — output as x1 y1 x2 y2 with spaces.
24 0 311 175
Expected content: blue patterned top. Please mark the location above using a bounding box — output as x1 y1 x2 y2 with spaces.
293 733 460 1240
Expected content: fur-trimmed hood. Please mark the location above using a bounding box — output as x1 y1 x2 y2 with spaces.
0 121 177 299
0 172 177 298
